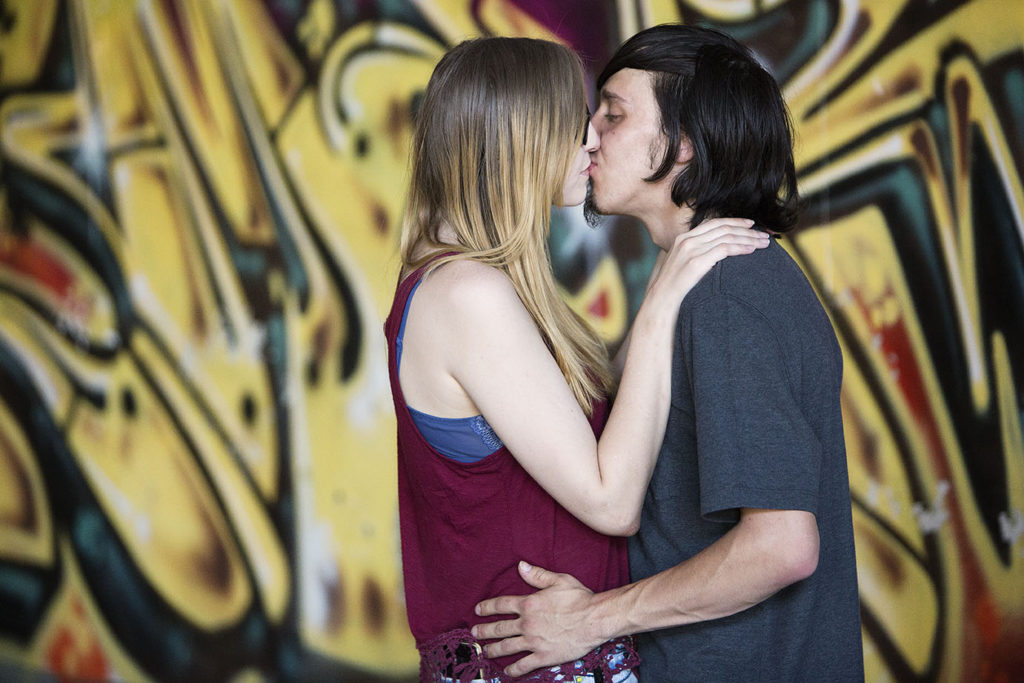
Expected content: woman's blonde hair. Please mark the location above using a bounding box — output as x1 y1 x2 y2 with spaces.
400 37 613 415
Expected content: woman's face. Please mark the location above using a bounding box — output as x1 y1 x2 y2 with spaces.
558 115 600 206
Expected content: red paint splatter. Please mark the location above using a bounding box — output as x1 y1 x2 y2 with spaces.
0 235 73 299
44 598 109 682
588 290 608 318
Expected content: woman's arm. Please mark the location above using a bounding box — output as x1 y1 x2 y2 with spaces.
414 219 766 535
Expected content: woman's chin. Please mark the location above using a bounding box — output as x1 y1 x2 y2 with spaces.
557 190 587 207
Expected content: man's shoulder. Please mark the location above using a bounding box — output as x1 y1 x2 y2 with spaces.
709 239 822 313
675 239 835 356
720 237 805 285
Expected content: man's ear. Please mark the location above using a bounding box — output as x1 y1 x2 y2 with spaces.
677 136 693 164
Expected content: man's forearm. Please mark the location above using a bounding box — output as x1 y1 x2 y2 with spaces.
586 508 819 640
472 509 819 676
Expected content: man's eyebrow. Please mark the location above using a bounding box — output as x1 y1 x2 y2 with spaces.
599 88 627 104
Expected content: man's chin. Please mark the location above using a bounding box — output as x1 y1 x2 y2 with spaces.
583 184 608 227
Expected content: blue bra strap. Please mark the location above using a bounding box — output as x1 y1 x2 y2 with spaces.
395 278 423 371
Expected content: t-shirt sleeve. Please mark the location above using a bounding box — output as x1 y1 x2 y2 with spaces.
687 294 822 522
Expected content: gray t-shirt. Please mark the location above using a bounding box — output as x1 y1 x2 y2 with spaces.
628 239 863 681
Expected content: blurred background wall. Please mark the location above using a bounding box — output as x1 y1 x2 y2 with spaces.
0 0 1020 680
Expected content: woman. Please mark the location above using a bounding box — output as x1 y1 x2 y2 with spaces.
385 37 767 682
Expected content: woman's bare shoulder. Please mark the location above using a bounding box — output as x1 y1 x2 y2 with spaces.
421 258 520 309
407 258 537 362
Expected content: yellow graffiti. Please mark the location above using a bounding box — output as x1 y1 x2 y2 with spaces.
0 0 1022 681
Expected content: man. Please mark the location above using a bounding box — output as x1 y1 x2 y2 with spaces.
471 25 863 681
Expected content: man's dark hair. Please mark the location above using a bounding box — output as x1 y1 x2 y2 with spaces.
597 24 800 232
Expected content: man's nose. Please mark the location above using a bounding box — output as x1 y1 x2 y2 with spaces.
584 121 600 152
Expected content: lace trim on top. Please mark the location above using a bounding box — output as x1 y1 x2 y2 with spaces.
417 628 639 682
469 416 504 452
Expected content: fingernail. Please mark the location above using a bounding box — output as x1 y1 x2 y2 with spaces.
474 604 481 616
519 560 532 573
471 626 479 637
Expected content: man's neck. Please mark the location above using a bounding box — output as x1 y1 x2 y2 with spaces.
640 202 695 252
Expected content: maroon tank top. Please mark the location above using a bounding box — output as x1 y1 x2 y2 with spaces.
384 259 635 680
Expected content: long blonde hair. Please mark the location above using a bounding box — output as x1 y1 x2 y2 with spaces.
400 37 613 415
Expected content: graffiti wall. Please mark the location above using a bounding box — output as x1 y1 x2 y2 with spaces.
0 0 1020 680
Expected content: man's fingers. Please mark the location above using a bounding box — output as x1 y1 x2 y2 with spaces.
481 635 530 659
518 561 560 590
471 616 522 640
474 595 523 618
504 653 547 678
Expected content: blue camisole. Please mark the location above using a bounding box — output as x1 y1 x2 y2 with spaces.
395 279 504 463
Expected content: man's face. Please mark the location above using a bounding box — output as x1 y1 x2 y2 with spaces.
587 68 676 226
